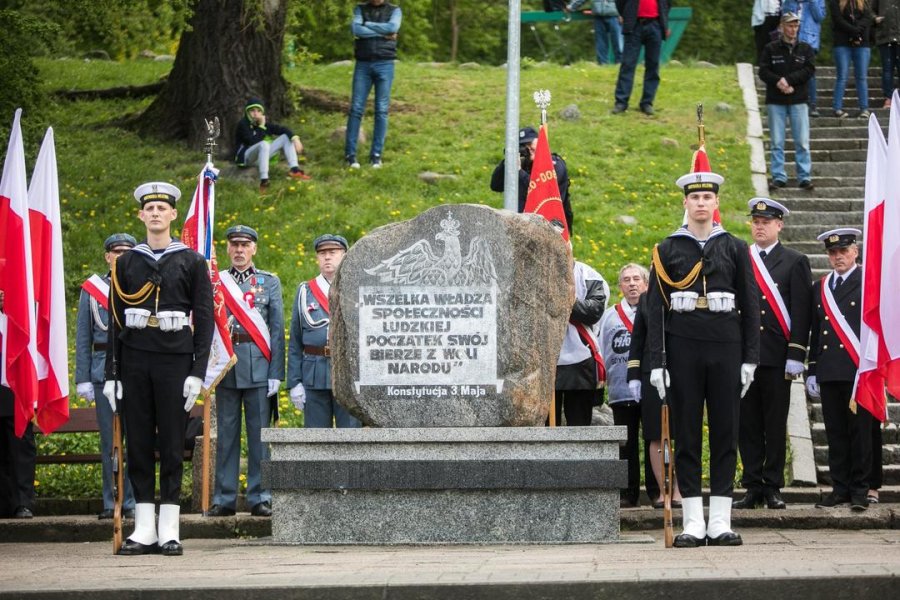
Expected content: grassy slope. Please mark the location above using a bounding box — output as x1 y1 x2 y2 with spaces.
31 58 752 495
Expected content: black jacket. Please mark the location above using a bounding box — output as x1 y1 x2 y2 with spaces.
830 0 875 47
808 268 861 383
759 37 817 105
490 154 574 233
753 243 813 367
873 0 900 45
354 2 400 61
616 0 669 39
233 97 296 165
626 292 652 379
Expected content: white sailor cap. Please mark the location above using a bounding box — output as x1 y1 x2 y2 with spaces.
748 197 790 219
817 227 861 249
133 182 181 207
676 171 724 194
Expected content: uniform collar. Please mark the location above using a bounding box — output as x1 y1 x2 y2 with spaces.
132 239 188 261
229 264 256 284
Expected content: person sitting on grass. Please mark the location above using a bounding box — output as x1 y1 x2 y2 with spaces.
234 97 311 192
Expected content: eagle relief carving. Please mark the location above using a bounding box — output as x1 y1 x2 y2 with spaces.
365 211 498 286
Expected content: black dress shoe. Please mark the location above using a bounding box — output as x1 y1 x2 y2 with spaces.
251 501 272 517
733 490 763 509
673 533 706 548
652 499 665 509
815 492 850 508
124 508 135 519
160 540 183 556
765 490 786 509
707 531 743 546
206 504 236 517
98 509 114 520
13 506 33 519
850 496 869 511
118 538 160 555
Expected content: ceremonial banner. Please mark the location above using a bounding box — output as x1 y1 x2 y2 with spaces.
881 91 900 399
28 127 69 433
523 124 570 241
0 109 39 437
182 162 235 391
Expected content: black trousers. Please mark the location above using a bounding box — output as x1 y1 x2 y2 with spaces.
121 347 191 504
820 381 873 499
553 389 594 426
612 401 659 503
0 410 36 517
668 335 741 498
870 419 883 490
754 16 781 64
739 365 791 492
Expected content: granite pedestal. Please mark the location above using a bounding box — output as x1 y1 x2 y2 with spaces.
261 426 627 544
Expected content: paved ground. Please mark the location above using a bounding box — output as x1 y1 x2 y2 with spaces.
2 527 898 599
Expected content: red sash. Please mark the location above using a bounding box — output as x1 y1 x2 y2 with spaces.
820 276 860 368
614 301 634 334
749 247 791 339
571 321 606 384
81 274 109 310
308 277 330 315
219 271 272 362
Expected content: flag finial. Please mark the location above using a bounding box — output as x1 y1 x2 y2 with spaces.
204 116 220 162
533 89 551 125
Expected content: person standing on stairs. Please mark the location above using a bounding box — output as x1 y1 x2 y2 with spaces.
782 0 827 117
873 0 900 109
829 0 875 119
759 12 817 191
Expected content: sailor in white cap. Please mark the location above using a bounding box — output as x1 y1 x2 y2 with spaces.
645 170 760 547
103 182 214 555
807 228 872 511
734 198 812 510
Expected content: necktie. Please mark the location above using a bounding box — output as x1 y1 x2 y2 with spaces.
834 276 843 291
759 250 767 260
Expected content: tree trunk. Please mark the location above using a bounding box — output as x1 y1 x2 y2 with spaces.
136 0 289 155
449 0 459 63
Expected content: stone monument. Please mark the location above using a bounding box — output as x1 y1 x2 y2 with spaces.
263 204 628 544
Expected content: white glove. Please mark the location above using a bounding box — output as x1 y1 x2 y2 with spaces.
628 379 642 402
806 375 820 400
740 363 757 398
290 383 306 411
76 382 95 402
267 379 281 397
650 368 670 400
785 359 805 379
183 376 203 412
103 380 122 412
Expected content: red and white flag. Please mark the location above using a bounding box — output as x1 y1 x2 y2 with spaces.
881 91 900 399
523 123 570 241
27 127 69 433
182 162 235 391
0 109 39 437
682 144 722 225
853 115 888 421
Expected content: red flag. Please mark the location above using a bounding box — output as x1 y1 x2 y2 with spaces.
182 162 235 391
0 109 39 437
523 124 570 241
28 127 69 433
881 91 900 399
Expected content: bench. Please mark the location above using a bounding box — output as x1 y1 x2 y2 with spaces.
521 7 693 64
36 405 204 465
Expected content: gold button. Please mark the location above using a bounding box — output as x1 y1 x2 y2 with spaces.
825 316 829 321
824 345 829 350
760 326 764 331
823 330 828 335
762 295 767 300
851 301 856 307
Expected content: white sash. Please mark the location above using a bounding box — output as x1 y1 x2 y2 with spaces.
219 270 271 357
822 275 861 362
750 245 791 337
82 274 110 310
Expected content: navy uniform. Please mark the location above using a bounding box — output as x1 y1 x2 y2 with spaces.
288 235 360 428
209 225 285 518
646 171 760 547
735 199 812 510
807 228 872 510
105 182 214 555
74 233 137 519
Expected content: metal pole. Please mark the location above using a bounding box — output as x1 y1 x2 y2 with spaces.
503 0 521 212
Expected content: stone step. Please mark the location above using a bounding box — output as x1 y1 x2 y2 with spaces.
781 161 864 177
808 254 830 269
812 422 900 446
775 188 864 201
811 268 831 279
816 464 900 485
787 210 863 225
782 149 868 162
808 115 890 128
787 241 832 254
808 403 900 423
815 444 900 466
764 138 867 151
781 223 862 241
809 126 876 139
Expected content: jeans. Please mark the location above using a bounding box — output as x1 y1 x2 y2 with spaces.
833 45 871 112
213 385 272 510
879 43 900 100
93 383 135 511
345 59 395 161
593 16 623 64
767 103 811 184
243 134 299 180
614 20 662 109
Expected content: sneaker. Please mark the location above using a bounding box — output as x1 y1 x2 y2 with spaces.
768 179 787 191
258 179 269 193
346 156 361 169
289 167 312 181
799 180 815 190
858 110 871 119
884 99 892 109
611 103 627 114
833 109 850 118
370 157 383 169
640 104 655 116
809 107 820 118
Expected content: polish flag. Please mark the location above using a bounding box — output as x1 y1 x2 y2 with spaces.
683 144 721 225
28 127 70 433
852 115 887 421
881 91 900 399
523 123 570 241
0 109 39 437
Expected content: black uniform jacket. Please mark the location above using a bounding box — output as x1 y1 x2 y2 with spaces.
105 241 215 381
626 292 651 380
646 228 760 370
755 242 813 367
808 268 861 384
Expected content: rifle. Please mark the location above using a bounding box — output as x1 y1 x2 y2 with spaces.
109 284 124 555
660 306 674 548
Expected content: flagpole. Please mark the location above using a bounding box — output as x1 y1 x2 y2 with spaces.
534 89 555 426
503 0 521 213
696 103 705 149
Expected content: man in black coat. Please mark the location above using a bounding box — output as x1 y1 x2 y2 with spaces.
806 228 872 511
104 182 214 555
734 198 812 510
646 171 760 548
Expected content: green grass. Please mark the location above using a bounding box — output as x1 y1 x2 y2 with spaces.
30 57 756 498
